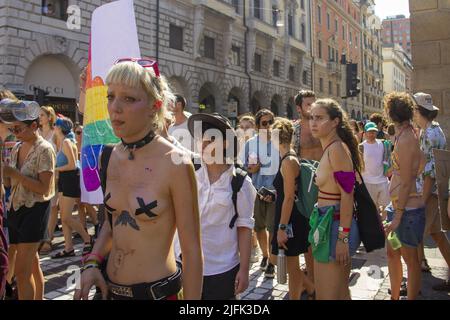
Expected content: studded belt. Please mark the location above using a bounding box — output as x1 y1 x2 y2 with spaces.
107 267 182 300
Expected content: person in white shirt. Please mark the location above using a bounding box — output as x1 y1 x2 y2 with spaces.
359 122 390 217
187 113 256 300
168 95 193 151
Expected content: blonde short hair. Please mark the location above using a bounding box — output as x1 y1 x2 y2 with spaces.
105 61 175 131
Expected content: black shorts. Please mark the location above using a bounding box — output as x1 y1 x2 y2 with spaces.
202 264 239 300
58 169 81 198
8 201 50 244
271 207 310 257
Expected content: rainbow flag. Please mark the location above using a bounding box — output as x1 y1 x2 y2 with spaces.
80 0 140 204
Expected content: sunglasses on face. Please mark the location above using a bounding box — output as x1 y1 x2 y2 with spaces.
8 125 29 134
75 131 82 135
114 58 160 78
260 119 274 127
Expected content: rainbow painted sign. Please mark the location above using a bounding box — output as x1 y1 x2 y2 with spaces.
81 0 140 204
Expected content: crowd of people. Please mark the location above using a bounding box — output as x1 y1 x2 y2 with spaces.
0 57 449 300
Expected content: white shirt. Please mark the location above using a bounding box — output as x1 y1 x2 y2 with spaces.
168 120 193 151
174 165 256 276
362 140 388 185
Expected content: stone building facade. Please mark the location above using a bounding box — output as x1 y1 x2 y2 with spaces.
410 0 450 140
311 0 363 119
0 0 314 122
382 44 413 94
360 1 384 118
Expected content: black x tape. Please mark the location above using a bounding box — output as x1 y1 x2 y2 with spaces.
135 197 158 218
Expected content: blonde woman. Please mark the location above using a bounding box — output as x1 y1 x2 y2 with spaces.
75 59 202 300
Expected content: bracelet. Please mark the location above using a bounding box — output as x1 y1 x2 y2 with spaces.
338 226 350 233
82 259 100 267
81 263 99 273
82 253 104 264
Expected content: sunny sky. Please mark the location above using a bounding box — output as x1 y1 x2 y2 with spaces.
374 0 410 19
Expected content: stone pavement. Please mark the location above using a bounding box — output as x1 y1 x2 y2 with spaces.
38 225 449 300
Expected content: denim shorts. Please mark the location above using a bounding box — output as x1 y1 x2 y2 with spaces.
318 204 361 261
385 204 425 248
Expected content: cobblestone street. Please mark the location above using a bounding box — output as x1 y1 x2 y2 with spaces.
40 224 449 300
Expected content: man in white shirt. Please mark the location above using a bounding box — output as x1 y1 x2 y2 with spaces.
360 122 390 217
168 95 193 151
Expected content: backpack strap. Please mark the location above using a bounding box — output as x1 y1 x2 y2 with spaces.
229 166 247 229
100 145 114 228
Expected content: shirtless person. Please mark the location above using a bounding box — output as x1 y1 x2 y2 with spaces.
74 59 202 300
292 90 322 283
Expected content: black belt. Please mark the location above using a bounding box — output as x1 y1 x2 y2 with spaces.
107 267 182 300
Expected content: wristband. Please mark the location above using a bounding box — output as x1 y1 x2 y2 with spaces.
82 259 100 267
82 253 104 264
81 263 99 273
338 226 350 233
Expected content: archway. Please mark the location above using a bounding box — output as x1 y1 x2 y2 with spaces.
198 82 220 114
287 97 296 119
227 87 244 117
270 94 283 116
24 54 79 120
168 76 191 110
251 91 265 114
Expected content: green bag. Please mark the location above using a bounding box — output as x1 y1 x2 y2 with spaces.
308 206 333 263
294 159 319 219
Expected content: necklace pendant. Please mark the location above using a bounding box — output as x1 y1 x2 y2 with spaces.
128 151 134 160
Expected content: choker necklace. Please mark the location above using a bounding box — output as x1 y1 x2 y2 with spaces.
121 130 156 160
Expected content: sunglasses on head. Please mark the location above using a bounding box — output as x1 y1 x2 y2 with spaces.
114 58 160 78
260 119 274 127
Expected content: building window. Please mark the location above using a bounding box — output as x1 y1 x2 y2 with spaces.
231 46 241 66
204 36 215 59
232 0 239 14
273 60 280 77
301 23 306 42
42 0 68 20
336 84 340 96
289 66 295 82
302 70 308 84
254 53 262 72
254 0 261 19
335 18 338 32
327 13 330 30
319 78 324 92
288 14 293 36
318 40 322 59
169 24 183 51
317 5 321 24
328 81 333 95
342 25 346 40
301 0 305 10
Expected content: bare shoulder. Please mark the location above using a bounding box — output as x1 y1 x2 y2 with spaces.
328 141 352 169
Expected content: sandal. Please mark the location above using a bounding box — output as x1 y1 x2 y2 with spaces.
421 259 431 273
39 240 53 255
51 249 75 259
82 236 94 256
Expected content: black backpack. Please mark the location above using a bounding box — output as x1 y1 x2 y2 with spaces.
100 145 247 229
